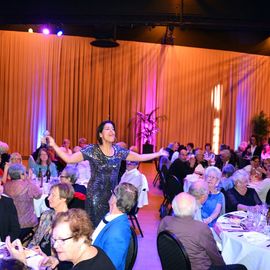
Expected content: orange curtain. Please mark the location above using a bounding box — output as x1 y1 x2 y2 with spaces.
0 30 270 156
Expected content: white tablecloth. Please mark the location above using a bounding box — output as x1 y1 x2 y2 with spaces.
215 211 270 270
33 182 51 217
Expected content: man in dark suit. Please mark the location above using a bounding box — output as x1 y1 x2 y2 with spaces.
0 183 20 241
215 149 236 171
168 149 195 181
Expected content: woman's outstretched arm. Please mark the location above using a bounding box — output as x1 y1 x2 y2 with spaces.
126 148 168 162
47 136 83 164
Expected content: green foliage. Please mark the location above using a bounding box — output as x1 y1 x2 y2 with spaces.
251 111 270 142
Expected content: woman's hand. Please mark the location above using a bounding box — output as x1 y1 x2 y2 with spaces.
203 217 212 224
46 136 56 148
4 162 10 172
31 245 46 256
39 255 59 269
158 148 169 157
5 236 27 265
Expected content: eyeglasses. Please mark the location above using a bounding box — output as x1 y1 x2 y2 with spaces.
206 175 217 180
60 175 68 179
126 161 139 166
51 236 73 246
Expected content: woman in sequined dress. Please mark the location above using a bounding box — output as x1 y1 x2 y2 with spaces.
47 120 168 227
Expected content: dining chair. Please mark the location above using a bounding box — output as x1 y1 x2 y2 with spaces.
153 157 161 187
165 174 183 204
266 188 270 205
125 227 138 270
157 230 191 270
128 203 144 237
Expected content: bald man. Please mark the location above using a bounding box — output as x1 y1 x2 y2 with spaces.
158 192 225 270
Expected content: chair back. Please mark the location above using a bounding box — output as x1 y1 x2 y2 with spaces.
159 165 167 194
157 230 191 270
165 174 183 203
266 188 270 205
128 203 144 237
161 164 168 179
220 191 226 215
125 227 138 270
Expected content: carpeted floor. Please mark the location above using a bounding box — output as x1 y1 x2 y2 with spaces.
132 162 163 270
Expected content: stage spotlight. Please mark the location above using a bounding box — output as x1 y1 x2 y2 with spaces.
28 28 33 33
57 30 63 36
42 28 50 35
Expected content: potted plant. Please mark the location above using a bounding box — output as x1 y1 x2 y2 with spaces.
251 111 270 144
129 107 166 153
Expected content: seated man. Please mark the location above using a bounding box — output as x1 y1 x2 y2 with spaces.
92 183 138 270
188 180 209 221
120 160 148 208
0 183 20 241
158 192 225 270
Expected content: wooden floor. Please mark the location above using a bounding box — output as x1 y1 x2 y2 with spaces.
132 162 163 270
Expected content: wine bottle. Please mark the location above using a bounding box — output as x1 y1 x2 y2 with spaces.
38 167 43 188
45 166 51 183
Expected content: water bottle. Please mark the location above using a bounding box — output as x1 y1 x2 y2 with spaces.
42 130 50 146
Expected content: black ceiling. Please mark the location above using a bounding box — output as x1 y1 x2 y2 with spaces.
1 1 270 30
1 1 270 54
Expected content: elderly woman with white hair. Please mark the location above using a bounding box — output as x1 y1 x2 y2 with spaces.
201 166 224 227
226 169 262 212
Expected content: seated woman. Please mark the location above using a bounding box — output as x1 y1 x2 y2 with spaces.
243 155 266 180
28 183 74 256
218 164 235 192
201 166 224 227
226 169 262 212
7 209 116 270
4 164 42 241
28 148 58 178
59 166 86 209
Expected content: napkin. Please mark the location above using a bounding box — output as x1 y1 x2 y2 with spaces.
243 232 269 245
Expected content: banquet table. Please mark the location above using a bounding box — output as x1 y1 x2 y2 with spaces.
215 211 270 270
0 242 44 270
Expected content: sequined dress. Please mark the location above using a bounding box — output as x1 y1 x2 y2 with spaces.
81 144 129 227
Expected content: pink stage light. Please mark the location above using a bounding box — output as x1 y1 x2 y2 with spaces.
42 28 50 35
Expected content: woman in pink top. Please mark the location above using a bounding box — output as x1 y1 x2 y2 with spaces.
4 163 42 241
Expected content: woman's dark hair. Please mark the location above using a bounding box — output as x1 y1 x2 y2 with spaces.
36 148 51 166
96 120 116 145
205 143 212 150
